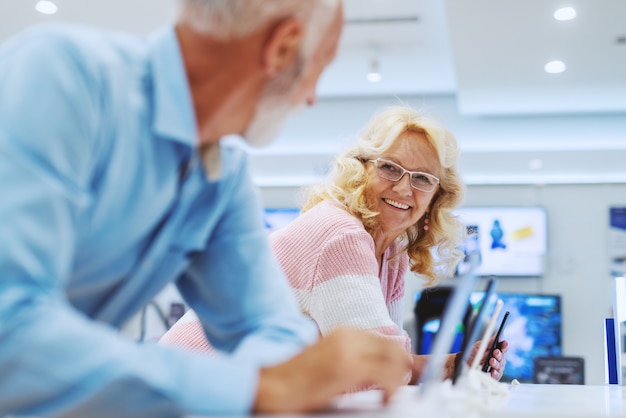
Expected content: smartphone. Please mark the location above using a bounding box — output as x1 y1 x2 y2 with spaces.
452 278 497 384
482 311 509 373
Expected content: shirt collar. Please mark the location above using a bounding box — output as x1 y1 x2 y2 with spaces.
148 25 197 147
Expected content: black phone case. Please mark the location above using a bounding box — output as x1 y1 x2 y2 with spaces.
482 311 510 373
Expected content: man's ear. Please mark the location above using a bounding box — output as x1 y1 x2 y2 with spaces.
261 17 304 76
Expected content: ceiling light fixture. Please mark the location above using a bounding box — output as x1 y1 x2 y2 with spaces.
554 7 577 21
544 60 567 74
528 159 543 170
35 0 58 14
366 58 382 83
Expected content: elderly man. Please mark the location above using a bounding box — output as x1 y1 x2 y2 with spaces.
0 1 412 416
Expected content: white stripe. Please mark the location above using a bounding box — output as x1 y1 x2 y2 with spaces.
290 288 311 314
309 274 397 335
388 298 405 334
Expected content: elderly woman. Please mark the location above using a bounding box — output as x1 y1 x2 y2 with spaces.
161 105 508 383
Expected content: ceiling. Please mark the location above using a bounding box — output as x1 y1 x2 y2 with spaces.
322 0 626 114
2 0 626 186
4 0 624 112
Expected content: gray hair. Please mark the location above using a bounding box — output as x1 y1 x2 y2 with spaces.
178 0 340 58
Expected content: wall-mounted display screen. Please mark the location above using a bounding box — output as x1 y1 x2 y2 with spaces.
455 206 548 277
469 291 562 383
263 208 300 233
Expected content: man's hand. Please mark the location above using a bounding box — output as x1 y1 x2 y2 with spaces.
253 327 412 413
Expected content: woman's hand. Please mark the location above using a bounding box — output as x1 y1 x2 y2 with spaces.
467 338 509 381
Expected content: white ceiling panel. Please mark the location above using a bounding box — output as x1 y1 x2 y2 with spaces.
444 0 626 115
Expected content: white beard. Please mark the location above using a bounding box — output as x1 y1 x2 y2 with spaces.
242 93 297 147
243 53 306 147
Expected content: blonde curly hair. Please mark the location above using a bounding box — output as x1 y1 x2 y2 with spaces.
302 105 466 286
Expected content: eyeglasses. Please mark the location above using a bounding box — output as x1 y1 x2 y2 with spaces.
368 158 440 192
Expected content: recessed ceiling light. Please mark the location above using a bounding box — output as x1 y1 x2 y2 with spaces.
544 60 566 74
528 159 543 170
366 58 382 83
366 72 382 83
35 0 58 14
554 7 577 21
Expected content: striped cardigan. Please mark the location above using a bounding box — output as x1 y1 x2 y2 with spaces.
270 200 411 353
160 200 412 358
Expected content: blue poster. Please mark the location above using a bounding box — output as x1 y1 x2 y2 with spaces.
609 207 626 277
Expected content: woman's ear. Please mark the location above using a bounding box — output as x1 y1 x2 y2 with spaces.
261 17 304 76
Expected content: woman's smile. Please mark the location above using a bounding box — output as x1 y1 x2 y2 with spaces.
383 198 411 210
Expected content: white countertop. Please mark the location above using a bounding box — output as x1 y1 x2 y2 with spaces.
201 384 626 418
483 384 626 418
340 384 626 418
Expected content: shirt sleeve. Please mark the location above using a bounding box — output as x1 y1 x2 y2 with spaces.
175 151 318 368
0 29 313 417
307 230 412 354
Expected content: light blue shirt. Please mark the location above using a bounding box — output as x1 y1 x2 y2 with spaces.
0 24 317 417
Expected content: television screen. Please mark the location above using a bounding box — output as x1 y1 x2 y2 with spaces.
469 291 562 383
263 208 300 232
455 206 548 277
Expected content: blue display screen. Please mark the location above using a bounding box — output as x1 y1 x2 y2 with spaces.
263 208 300 232
469 292 562 383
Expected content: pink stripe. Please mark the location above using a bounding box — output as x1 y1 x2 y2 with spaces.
159 321 217 355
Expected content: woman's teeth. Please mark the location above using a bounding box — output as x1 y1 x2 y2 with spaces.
384 198 409 210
